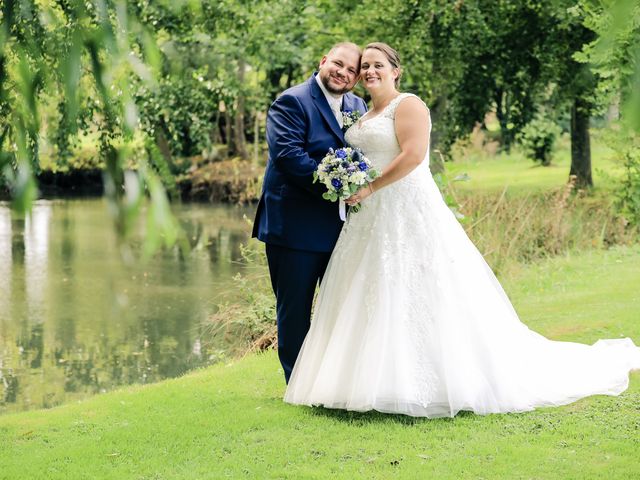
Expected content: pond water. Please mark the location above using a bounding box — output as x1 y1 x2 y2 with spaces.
0 198 257 414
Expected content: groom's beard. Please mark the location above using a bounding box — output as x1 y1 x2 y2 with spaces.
322 74 352 95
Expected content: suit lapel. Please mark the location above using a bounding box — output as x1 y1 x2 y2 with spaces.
341 96 353 114
309 75 345 143
341 96 359 120
343 95 366 115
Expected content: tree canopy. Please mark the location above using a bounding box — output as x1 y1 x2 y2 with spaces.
1 0 639 248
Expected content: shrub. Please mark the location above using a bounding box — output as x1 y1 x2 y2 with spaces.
612 133 640 227
518 117 561 166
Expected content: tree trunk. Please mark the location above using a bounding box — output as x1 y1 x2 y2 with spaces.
570 97 593 188
495 90 514 152
428 94 447 173
224 107 232 156
267 68 284 102
155 130 172 164
210 109 221 145
285 64 294 89
233 59 247 159
253 110 260 166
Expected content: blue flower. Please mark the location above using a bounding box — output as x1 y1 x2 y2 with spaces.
331 178 343 189
335 149 347 159
358 162 369 171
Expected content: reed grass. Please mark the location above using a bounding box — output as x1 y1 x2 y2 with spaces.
454 180 637 275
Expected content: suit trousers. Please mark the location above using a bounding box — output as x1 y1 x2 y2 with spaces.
265 243 332 383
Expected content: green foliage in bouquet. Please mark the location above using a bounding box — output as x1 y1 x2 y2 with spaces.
321 190 339 202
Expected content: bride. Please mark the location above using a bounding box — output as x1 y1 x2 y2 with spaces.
284 42 640 417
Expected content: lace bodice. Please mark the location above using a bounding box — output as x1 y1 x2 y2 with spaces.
345 93 430 172
343 92 437 214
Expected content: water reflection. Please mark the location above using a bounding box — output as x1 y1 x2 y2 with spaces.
0 208 11 321
0 199 253 414
0 208 16 405
24 204 52 324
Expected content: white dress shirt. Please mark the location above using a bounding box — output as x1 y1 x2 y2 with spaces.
315 74 344 128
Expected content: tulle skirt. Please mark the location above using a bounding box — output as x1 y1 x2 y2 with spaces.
284 167 640 417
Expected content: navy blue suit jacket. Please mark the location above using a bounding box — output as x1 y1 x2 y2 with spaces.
252 74 368 252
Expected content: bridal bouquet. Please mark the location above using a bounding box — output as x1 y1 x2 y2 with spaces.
314 147 379 214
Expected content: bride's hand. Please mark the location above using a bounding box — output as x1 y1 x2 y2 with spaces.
345 183 374 206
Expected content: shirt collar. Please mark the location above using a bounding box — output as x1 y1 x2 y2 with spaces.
315 73 343 111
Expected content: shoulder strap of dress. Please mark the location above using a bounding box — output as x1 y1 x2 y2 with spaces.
385 93 427 118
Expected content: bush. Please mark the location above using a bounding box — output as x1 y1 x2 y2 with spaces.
518 117 561 166
612 134 640 227
135 75 220 173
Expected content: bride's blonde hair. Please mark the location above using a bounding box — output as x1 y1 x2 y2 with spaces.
364 42 402 87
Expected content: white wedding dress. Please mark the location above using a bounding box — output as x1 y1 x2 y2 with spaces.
284 93 640 417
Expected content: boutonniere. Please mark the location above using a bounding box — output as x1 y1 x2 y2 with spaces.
341 110 361 130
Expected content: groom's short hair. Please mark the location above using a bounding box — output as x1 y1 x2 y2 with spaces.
328 42 362 57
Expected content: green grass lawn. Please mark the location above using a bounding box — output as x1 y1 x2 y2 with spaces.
1 246 639 479
444 134 622 195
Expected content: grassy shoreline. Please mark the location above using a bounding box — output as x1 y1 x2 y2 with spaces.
2 246 639 479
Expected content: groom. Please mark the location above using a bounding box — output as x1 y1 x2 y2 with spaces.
252 42 367 383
